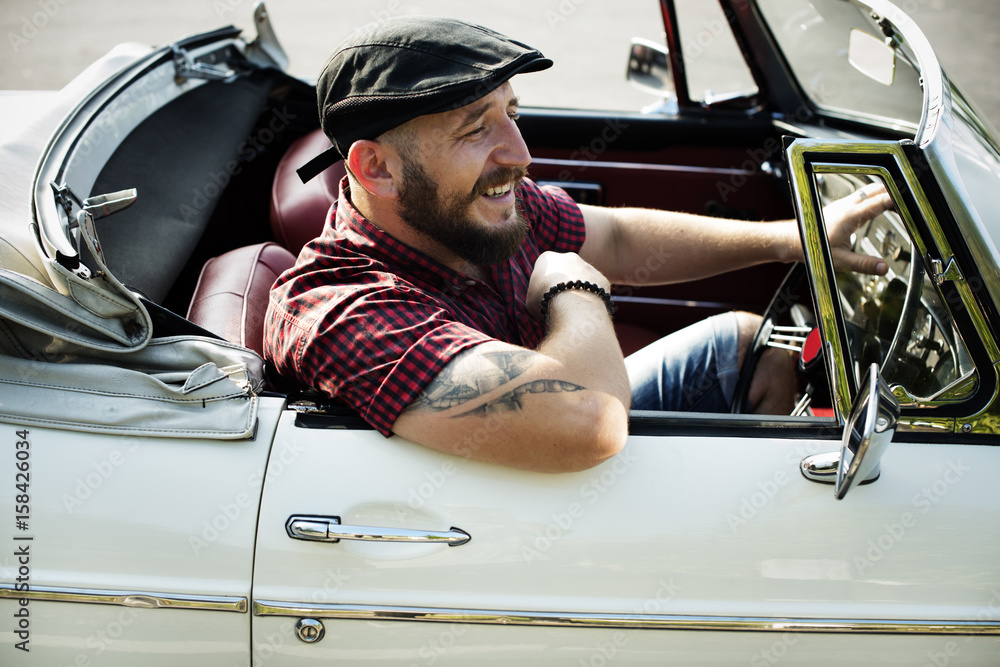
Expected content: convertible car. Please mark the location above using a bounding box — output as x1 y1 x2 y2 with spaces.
2 0 999 664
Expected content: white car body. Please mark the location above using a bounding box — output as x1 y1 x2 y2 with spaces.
1 1 999 665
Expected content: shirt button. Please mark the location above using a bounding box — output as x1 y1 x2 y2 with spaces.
465 279 477 286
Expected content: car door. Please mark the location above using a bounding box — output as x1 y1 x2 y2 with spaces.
249 142 1000 665
250 422 1000 664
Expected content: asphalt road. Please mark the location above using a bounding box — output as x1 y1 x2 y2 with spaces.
1 0 998 126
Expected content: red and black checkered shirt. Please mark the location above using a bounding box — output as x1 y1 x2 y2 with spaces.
264 177 586 435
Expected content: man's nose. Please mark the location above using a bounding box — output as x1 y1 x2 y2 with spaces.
493 118 531 168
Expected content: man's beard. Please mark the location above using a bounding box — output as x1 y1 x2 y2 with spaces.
395 157 529 266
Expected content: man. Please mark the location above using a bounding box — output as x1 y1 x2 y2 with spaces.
264 17 891 473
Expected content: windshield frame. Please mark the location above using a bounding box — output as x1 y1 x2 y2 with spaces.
753 0 931 135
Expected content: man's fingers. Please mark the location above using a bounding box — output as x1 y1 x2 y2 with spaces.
833 248 888 276
845 191 894 229
858 181 888 199
820 184 894 276
861 191 894 216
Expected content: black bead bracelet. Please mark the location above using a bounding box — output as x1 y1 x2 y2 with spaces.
539 280 615 321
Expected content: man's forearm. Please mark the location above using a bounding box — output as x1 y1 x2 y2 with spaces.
538 288 631 410
580 204 799 286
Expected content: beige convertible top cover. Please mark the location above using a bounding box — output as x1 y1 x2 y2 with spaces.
0 47 263 439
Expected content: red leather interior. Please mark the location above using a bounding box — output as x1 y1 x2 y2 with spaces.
186 242 296 355
613 323 662 358
269 129 344 255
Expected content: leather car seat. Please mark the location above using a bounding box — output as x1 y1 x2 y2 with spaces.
186 242 296 356
270 129 343 255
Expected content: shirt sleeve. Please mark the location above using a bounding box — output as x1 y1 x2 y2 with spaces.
287 282 495 436
517 179 586 254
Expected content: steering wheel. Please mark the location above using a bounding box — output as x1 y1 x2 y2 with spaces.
730 263 815 413
877 249 924 381
730 250 926 415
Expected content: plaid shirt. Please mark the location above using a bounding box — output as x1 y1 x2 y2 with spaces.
264 177 586 435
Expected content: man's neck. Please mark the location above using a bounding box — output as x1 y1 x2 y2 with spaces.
349 183 495 283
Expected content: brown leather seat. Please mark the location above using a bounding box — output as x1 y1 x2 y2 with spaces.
186 242 296 356
186 129 335 361
269 129 344 255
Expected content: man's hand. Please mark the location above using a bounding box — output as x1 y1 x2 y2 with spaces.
526 251 612 320
821 182 894 276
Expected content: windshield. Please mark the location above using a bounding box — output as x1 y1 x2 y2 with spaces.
756 0 924 131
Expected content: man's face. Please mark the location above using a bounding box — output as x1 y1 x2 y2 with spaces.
392 82 532 266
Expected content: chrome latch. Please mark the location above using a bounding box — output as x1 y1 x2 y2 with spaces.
295 618 325 644
286 515 471 546
82 189 138 220
51 182 82 219
219 363 253 393
74 189 138 268
172 44 238 83
930 255 963 285
245 2 289 71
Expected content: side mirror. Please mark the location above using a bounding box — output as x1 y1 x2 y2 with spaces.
800 363 899 499
626 38 677 114
835 363 900 499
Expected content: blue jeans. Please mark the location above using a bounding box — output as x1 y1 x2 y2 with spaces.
625 312 740 412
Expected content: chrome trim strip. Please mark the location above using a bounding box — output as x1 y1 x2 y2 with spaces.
253 600 1000 636
531 157 750 177
787 147 855 417
855 0 944 146
612 295 744 310
897 416 955 433
0 584 247 613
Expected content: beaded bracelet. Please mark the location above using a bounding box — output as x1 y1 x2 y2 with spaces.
539 280 615 321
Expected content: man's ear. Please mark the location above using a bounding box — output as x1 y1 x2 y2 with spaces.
346 140 400 200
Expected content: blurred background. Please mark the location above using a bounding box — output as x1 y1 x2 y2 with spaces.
1 0 998 125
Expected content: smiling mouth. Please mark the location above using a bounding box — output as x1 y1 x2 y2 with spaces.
482 181 514 199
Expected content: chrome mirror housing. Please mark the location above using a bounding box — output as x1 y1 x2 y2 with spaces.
835 363 900 499
626 38 677 114
800 363 900 499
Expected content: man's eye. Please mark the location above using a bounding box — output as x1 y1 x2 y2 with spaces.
465 126 486 138
508 113 520 122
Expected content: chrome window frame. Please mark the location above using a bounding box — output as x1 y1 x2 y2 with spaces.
787 139 1000 434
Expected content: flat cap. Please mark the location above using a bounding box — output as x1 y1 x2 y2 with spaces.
297 16 552 183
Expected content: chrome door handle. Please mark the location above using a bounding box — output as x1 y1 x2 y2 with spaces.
286 515 470 546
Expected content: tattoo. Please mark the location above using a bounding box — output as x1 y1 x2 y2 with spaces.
455 379 585 417
405 348 536 413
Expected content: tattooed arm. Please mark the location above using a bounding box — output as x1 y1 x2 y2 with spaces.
404 348 585 417
392 252 631 473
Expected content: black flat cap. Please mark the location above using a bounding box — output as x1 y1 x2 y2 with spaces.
296 16 552 183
